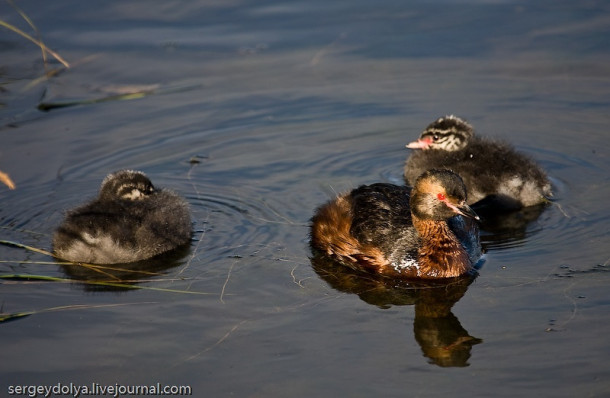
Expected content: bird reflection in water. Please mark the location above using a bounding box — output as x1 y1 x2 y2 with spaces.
310 253 482 367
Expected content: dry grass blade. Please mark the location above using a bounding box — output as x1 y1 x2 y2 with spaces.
0 274 218 295
0 19 70 68
0 240 218 294
36 83 200 111
7 0 48 68
0 301 159 324
0 239 54 257
37 90 156 111
0 311 33 323
0 239 162 278
0 170 16 190
0 260 63 265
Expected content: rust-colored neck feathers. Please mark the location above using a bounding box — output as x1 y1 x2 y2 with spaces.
412 214 472 278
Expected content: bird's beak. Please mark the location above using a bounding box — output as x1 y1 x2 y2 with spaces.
443 199 480 221
455 203 480 221
406 138 432 150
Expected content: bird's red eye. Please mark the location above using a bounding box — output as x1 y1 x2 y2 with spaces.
437 193 446 201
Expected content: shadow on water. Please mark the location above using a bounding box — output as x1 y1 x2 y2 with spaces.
57 243 192 292
474 202 549 251
310 253 482 367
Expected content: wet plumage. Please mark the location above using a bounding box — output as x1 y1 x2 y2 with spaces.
310 169 481 279
404 115 552 209
53 170 191 264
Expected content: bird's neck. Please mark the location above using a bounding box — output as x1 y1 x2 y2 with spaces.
412 215 472 278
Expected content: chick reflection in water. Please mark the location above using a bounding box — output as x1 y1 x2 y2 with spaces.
60 244 192 292
310 254 481 367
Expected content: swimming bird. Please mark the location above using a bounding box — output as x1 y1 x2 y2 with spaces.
404 115 552 209
53 170 191 264
311 169 481 279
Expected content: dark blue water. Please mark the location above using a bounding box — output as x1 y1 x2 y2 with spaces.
2 0 610 397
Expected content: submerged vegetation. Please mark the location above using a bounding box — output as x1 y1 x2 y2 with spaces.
0 238 214 324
